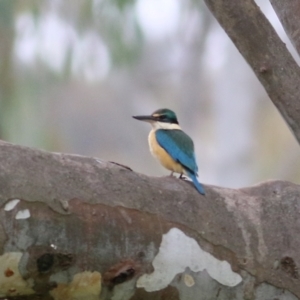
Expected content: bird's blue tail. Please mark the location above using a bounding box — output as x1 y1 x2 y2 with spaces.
187 171 205 195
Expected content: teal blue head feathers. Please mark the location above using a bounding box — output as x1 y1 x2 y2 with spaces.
132 108 179 125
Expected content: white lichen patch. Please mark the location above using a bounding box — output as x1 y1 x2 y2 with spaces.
15 209 31 220
50 271 101 300
50 244 57 250
0 252 35 297
184 274 195 287
4 199 20 211
137 228 242 292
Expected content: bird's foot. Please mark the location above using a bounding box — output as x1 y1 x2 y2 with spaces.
179 173 188 180
169 172 174 177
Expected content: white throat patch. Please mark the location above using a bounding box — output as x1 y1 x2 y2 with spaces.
151 121 181 130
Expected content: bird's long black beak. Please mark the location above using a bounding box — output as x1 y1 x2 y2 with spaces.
132 115 156 122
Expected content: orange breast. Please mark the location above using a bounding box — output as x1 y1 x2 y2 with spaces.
148 130 184 174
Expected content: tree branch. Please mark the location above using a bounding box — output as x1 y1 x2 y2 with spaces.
270 0 300 57
204 0 300 145
0 141 300 299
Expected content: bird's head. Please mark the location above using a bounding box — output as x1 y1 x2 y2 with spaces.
133 108 179 129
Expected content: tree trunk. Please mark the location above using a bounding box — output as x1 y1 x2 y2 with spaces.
0 140 300 299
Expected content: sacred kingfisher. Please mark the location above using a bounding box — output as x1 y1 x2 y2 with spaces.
133 108 205 195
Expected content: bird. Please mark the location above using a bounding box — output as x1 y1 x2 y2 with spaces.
132 108 205 195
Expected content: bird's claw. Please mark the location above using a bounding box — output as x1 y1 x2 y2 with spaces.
179 174 188 180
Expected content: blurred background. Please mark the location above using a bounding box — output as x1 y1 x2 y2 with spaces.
1 0 300 188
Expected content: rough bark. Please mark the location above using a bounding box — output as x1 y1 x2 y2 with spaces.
203 0 300 145
270 0 300 57
0 140 300 300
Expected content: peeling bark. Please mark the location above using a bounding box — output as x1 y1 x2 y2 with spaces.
204 0 300 145
0 140 300 299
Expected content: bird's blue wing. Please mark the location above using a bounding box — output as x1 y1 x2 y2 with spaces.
155 129 198 174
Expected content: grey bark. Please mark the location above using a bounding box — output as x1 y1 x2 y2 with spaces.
0 140 300 300
270 0 300 57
